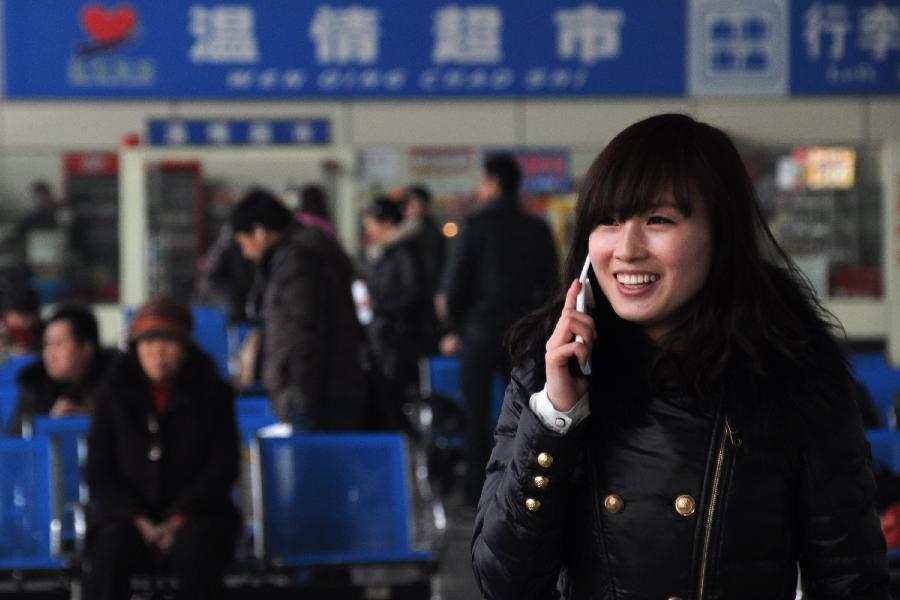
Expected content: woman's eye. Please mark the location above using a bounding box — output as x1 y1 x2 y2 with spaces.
598 217 619 226
647 215 674 225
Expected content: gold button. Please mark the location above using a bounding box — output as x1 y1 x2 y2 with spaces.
525 498 541 512
674 495 695 516
603 494 624 514
536 452 553 468
533 475 549 489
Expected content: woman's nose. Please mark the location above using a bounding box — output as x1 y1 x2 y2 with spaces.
614 220 647 261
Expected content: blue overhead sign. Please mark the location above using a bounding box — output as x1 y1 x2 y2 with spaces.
146 119 331 146
1 1 897 99
791 0 900 94
1 1 683 98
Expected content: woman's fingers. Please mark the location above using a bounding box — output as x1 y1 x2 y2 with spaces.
563 278 579 310
546 309 596 351
546 340 591 370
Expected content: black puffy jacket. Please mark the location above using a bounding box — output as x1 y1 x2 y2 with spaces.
365 229 422 383
258 223 365 429
472 362 889 600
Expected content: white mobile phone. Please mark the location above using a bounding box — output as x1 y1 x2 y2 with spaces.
574 255 594 375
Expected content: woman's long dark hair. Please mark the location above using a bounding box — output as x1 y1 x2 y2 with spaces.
510 114 853 430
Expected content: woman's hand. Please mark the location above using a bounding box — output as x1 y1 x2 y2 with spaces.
133 515 161 546
155 515 186 554
545 279 595 412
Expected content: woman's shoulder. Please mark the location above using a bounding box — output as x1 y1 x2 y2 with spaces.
509 357 546 398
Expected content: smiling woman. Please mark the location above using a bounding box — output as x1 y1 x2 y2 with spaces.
471 113 889 600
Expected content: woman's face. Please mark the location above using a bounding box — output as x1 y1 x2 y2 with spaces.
588 193 712 341
136 337 185 384
363 215 393 244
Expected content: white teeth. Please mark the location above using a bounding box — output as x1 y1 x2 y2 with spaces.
616 273 658 285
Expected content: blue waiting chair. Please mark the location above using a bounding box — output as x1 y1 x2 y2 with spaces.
0 353 37 387
236 396 274 420
418 355 506 436
852 353 900 429
31 416 92 550
868 429 900 475
250 433 436 567
191 306 230 379
0 386 18 432
0 436 65 570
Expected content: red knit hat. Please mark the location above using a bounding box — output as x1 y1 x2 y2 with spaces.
130 297 193 343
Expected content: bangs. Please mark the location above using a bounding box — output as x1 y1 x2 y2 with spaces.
579 118 701 229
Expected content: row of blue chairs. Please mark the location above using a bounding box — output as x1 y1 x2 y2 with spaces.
0 416 439 591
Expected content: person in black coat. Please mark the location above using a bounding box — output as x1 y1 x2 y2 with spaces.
8 304 118 436
232 188 365 430
441 154 559 506
472 114 889 599
83 297 240 600
403 184 445 355
363 197 422 429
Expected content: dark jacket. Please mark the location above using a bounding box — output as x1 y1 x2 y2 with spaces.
443 196 558 346
85 346 240 527
9 347 120 436
366 227 422 383
199 224 257 323
259 223 365 430
411 215 445 354
415 215 446 299
472 361 889 600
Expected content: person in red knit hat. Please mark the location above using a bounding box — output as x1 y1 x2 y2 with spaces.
83 297 240 600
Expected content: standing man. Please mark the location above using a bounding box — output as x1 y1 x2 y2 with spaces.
441 155 559 507
231 188 365 431
403 184 446 355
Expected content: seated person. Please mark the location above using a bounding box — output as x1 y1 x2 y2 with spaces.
8 304 119 436
83 297 240 600
0 285 42 360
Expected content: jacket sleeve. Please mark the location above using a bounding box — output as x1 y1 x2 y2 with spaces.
85 388 147 520
261 247 325 424
798 399 890 599
169 382 240 516
472 365 588 600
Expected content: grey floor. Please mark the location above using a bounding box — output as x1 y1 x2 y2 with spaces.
433 492 482 600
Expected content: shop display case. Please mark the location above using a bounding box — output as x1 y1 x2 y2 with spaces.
146 162 205 304
65 152 119 302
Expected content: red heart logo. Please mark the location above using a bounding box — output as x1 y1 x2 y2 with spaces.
81 4 136 45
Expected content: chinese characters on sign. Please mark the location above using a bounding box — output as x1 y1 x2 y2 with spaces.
189 5 259 64
555 5 625 64
9 0 897 99
794 0 900 91
147 119 331 146
200 2 635 95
